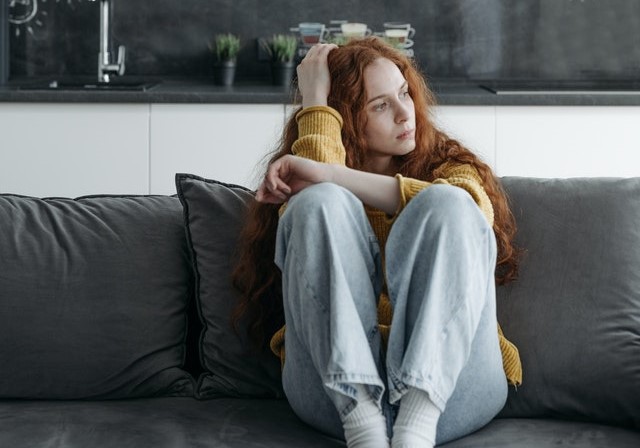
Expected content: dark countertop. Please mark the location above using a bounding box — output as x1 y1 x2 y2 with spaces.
1 78 640 106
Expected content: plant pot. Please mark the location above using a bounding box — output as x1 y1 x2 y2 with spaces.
270 61 295 87
213 60 236 86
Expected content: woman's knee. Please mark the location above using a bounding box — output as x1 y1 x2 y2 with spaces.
286 183 358 215
401 185 491 236
289 182 355 211
420 184 482 219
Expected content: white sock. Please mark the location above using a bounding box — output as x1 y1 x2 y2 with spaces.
391 388 441 448
341 384 389 448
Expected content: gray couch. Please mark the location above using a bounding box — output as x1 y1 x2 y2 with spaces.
1 174 638 448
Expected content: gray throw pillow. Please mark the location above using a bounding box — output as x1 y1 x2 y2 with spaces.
175 174 283 399
497 177 640 429
0 194 195 399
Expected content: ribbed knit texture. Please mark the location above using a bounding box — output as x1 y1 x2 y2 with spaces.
269 106 523 387
341 384 390 448
292 106 346 164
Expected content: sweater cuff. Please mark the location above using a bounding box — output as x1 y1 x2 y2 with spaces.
292 105 346 165
395 174 431 209
296 106 343 140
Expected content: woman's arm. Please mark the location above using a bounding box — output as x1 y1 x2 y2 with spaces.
290 44 347 165
256 154 401 215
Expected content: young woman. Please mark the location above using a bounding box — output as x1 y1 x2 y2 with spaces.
233 37 522 448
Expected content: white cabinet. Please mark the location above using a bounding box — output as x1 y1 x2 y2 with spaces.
495 106 640 178
149 104 286 195
434 105 640 178
2 102 639 199
433 106 497 170
0 103 150 197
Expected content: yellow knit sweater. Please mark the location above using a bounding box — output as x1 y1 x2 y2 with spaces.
269 106 522 386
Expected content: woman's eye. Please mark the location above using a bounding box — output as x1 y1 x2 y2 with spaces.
400 90 410 99
374 102 388 111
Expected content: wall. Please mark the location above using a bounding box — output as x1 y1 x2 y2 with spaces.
8 0 640 82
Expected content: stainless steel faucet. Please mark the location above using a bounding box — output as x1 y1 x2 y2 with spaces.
89 0 125 83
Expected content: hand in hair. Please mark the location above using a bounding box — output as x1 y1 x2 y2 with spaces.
297 43 338 109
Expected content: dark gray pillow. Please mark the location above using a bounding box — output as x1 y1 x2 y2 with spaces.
175 174 283 399
497 177 640 428
0 194 194 399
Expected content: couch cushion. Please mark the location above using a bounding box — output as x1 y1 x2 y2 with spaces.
440 418 640 448
0 397 345 448
0 194 194 399
175 174 283 398
497 177 640 428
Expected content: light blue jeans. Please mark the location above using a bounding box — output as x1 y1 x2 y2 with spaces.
275 183 507 445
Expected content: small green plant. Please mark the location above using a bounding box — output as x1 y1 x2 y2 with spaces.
326 34 348 46
210 33 241 62
265 34 298 63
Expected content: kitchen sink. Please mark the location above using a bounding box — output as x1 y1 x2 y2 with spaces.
18 79 159 91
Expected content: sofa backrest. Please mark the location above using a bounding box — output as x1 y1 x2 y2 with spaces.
497 177 640 429
0 194 194 399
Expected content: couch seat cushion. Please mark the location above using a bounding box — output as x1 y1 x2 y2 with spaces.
0 398 344 448
440 418 640 448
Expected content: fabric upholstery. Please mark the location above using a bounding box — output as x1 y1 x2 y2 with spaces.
175 174 283 398
0 399 637 448
0 398 345 448
496 177 640 428
440 418 640 448
0 194 194 399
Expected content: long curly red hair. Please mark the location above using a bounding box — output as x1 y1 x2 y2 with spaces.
232 37 520 348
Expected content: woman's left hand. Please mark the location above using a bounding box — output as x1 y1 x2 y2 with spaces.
256 155 333 204
297 43 338 109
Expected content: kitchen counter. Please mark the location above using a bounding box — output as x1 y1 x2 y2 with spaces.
1 78 640 106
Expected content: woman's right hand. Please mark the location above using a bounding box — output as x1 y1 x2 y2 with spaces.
256 155 333 204
297 43 338 109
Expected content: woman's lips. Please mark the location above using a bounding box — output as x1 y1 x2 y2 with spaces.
397 129 415 140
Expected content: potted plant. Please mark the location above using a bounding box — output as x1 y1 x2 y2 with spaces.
209 33 241 86
264 34 298 86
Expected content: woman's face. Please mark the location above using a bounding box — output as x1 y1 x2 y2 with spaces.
362 57 416 174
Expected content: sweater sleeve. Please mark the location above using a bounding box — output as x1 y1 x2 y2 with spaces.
291 106 346 165
395 163 494 226
498 324 523 386
270 325 286 367
277 106 347 218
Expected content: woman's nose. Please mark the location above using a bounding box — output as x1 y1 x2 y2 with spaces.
395 103 411 123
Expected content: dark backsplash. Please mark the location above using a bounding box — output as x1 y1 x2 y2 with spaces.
8 0 640 82
1 0 8 84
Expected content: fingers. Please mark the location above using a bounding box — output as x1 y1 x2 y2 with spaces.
264 159 292 193
256 179 289 204
297 43 338 108
302 43 338 60
256 158 292 203
256 154 331 204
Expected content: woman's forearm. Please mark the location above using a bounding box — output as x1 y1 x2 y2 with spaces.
257 155 400 214
328 165 400 215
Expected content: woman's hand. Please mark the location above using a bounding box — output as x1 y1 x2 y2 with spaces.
297 43 338 109
256 155 333 204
